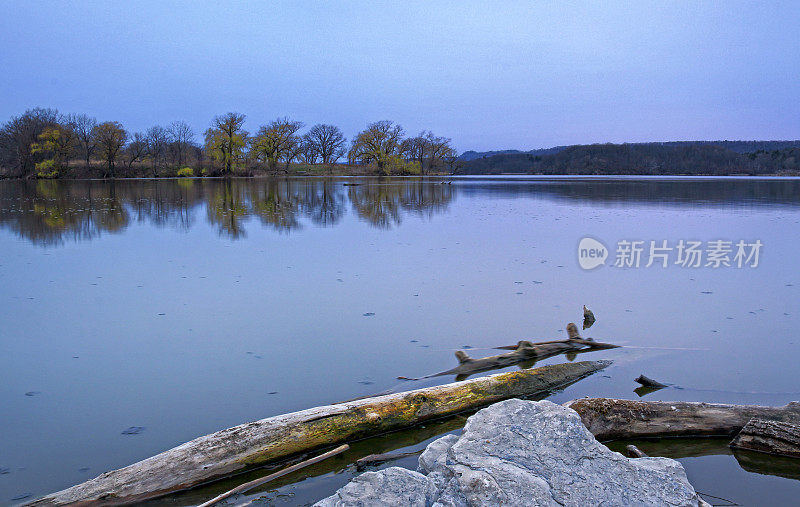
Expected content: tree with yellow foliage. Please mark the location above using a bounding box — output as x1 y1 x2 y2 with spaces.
204 113 247 175
348 120 406 175
250 117 304 174
30 124 77 178
92 122 127 178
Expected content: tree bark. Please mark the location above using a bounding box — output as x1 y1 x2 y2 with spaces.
730 418 800 458
564 398 800 441
29 360 610 506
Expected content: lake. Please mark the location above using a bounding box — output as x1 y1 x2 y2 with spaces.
1 176 799 506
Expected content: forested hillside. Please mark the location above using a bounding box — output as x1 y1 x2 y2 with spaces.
458 142 800 175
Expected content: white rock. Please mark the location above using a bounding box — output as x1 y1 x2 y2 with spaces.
315 399 702 506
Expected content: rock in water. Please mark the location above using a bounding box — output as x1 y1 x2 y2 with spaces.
315 399 702 506
315 467 437 507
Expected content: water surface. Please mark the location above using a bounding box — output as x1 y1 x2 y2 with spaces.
1 177 799 505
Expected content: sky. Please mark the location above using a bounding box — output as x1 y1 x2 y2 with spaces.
1 1 798 153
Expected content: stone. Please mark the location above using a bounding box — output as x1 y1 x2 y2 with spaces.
315 399 702 506
315 467 436 507
418 434 458 474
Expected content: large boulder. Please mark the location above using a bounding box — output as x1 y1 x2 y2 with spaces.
315 399 702 506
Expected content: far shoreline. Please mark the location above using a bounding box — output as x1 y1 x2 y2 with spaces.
3 172 800 182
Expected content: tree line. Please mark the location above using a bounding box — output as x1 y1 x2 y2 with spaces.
458 142 800 176
0 108 458 179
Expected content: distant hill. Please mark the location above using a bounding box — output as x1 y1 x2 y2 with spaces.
457 141 800 175
458 146 567 161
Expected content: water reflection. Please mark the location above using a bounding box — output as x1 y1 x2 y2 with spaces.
2 177 799 246
0 178 456 245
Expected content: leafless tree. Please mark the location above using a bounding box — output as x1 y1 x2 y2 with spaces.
299 135 320 164
125 132 148 169
145 125 169 175
305 124 346 165
68 113 98 171
167 120 194 168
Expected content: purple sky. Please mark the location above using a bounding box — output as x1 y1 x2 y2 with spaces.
1 1 798 152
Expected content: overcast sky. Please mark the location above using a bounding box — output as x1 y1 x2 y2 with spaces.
1 1 798 152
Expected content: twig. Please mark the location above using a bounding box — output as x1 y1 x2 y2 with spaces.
198 444 349 507
696 491 740 506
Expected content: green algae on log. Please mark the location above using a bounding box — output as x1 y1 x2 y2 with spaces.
28 360 610 506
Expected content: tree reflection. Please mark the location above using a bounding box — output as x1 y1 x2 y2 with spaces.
348 179 455 228
6 176 796 247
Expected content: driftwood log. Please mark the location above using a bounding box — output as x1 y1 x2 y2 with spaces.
400 324 619 381
730 418 800 458
564 398 800 441
29 360 610 506
355 450 423 469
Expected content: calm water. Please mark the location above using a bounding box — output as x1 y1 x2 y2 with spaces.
1 176 800 506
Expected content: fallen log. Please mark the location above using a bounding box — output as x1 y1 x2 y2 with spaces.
400 324 618 381
564 398 800 441
729 418 800 458
29 360 610 506
355 450 422 469
494 323 620 352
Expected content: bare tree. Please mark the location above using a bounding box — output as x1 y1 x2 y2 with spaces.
145 126 169 176
305 124 346 165
125 132 148 169
167 120 194 168
299 135 320 164
69 113 98 171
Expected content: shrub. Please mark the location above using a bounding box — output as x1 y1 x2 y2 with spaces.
177 167 194 177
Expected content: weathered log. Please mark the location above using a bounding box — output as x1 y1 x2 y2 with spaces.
495 338 620 351
400 325 618 381
494 322 620 353
355 450 422 469
730 418 800 458
564 398 800 441
29 360 610 506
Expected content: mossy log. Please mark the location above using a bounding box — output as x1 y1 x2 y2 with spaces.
564 398 800 441
29 360 610 506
